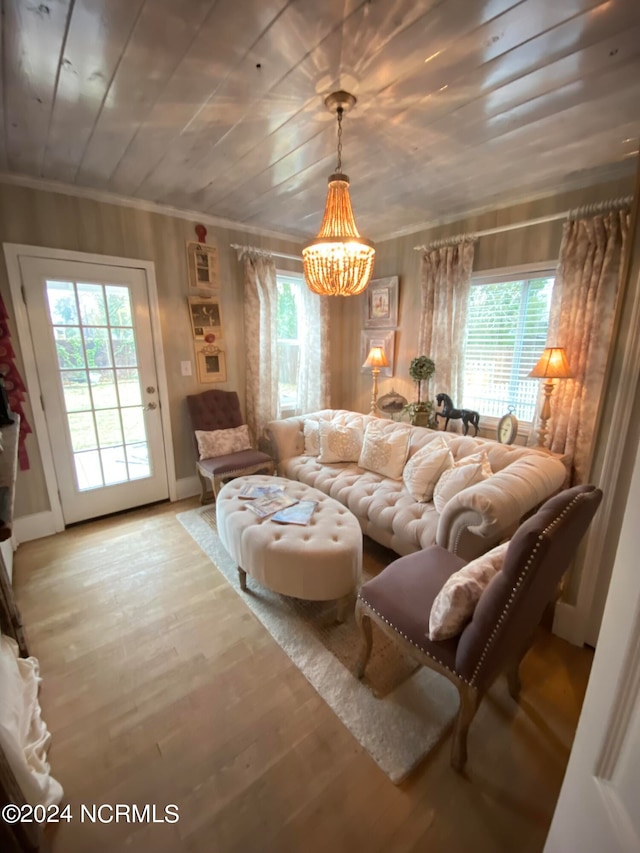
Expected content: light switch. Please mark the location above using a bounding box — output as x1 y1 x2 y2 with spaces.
181 360 192 377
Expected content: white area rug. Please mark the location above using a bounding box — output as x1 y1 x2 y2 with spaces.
177 506 459 784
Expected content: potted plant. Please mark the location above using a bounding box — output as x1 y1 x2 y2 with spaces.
403 355 436 427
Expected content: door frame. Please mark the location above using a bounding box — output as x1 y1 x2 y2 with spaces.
3 244 177 534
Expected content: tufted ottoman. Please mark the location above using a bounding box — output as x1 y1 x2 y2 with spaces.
216 475 363 620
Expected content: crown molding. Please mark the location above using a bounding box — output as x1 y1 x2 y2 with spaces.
0 172 306 245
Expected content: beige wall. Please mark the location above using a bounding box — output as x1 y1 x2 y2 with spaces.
332 170 640 625
2 172 638 640
3 174 637 574
333 175 636 420
0 182 303 517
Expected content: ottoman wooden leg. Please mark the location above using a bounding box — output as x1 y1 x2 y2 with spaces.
336 594 351 623
238 567 247 591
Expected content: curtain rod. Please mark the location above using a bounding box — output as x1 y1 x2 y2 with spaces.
230 243 301 261
413 195 633 251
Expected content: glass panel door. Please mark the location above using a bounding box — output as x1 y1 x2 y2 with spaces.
20 257 168 524
47 280 151 491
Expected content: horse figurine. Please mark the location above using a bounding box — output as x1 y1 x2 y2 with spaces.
435 393 480 436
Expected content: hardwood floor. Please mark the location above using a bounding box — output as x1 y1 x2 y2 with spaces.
13 499 592 853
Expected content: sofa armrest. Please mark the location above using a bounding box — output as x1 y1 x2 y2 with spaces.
436 453 566 558
264 416 305 464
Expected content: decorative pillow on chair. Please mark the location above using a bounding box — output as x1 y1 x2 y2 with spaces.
402 436 454 502
428 542 509 641
433 451 493 514
303 420 320 456
318 421 363 463
195 424 252 460
358 423 411 480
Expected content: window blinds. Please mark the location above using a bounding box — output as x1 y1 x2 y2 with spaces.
462 276 554 421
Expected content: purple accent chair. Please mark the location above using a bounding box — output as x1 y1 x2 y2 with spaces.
186 390 274 503
356 484 602 772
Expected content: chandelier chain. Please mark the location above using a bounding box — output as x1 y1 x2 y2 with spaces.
336 107 343 172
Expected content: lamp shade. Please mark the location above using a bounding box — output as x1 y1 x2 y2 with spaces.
303 173 375 297
528 347 573 379
364 345 389 369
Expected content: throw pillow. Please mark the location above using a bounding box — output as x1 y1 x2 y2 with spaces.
318 421 363 463
195 424 252 461
456 450 493 475
428 542 509 641
402 436 454 502
433 451 493 514
358 423 411 480
303 419 320 456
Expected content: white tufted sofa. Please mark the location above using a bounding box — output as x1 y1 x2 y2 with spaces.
264 409 567 561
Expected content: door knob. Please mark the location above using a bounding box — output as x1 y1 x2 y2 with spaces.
146 386 156 394
144 402 157 411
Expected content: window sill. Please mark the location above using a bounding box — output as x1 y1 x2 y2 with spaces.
279 404 297 419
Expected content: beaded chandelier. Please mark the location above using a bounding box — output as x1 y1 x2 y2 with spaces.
303 91 375 297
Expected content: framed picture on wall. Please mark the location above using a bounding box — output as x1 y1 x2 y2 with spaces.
186 240 220 291
188 296 223 341
195 343 227 384
360 330 395 377
363 276 399 328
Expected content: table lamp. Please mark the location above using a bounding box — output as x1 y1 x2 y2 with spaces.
364 345 389 416
528 346 572 448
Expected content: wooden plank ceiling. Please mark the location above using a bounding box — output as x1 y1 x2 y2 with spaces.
1 0 639 240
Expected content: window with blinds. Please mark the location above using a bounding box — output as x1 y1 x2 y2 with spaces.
462 272 554 422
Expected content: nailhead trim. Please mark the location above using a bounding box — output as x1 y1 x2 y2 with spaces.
213 462 274 483
357 594 473 686
469 491 588 685
454 525 465 554
360 490 590 690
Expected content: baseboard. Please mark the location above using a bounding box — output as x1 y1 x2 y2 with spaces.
13 485 200 544
552 601 585 646
175 475 200 501
14 511 59 543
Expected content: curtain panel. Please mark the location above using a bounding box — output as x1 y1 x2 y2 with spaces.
542 209 630 484
242 252 279 442
242 250 330 437
418 240 476 407
295 284 330 414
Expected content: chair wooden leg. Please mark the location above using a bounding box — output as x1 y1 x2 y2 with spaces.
506 630 536 701
238 567 247 591
355 601 373 678
197 469 213 505
451 683 480 772
506 659 522 701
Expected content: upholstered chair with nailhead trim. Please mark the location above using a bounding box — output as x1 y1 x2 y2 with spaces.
355 483 602 772
187 390 274 503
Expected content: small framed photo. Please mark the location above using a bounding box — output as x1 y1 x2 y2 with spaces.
186 240 220 291
363 276 399 328
196 344 227 384
188 296 222 341
360 330 395 377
